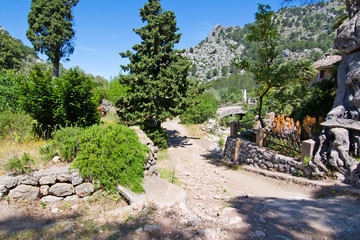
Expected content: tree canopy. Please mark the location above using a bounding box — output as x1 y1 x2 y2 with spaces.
26 0 78 77
116 0 191 126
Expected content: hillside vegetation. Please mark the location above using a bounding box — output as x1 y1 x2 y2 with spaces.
184 0 344 82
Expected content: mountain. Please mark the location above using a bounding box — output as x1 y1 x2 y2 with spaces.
183 0 345 82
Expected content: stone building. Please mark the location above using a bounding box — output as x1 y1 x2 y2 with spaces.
310 54 342 85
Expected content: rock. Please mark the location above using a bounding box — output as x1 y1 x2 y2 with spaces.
64 195 79 202
259 214 266 223
0 175 20 189
71 172 83 186
189 216 201 226
202 228 217 240
228 216 243 225
51 208 59 213
41 195 63 202
39 176 56 185
57 173 71 182
255 230 266 237
0 184 6 193
40 185 50 196
143 224 161 233
135 227 143 235
52 156 61 163
33 166 70 178
117 185 146 204
49 183 74 197
20 176 38 185
8 185 39 201
75 183 94 197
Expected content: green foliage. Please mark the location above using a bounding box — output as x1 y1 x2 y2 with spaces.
180 92 218 124
116 0 191 125
106 76 129 104
141 124 169 149
6 152 34 174
55 68 100 128
26 0 78 77
20 66 99 137
0 112 35 142
0 29 24 69
0 70 25 112
158 167 180 185
43 125 148 192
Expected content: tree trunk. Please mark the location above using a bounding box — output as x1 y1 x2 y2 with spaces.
53 59 60 78
258 87 271 129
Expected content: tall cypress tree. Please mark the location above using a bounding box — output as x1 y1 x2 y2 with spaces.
116 0 191 127
26 0 78 77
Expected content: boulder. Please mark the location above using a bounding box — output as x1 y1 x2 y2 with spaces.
20 176 38 186
39 176 56 185
71 172 83 186
49 183 74 197
0 175 20 189
41 195 63 202
75 183 94 197
40 185 50 196
8 185 39 201
57 173 71 183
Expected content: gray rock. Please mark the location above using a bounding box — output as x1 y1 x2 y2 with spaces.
255 230 266 237
40 185 49 196
64 195 79 202
259 214 266 223
0 175 20 189
57 173 71 182
189 216 201 226
117 185 145 204
228 216 243 225
52 156 61 163
39 176 56 185
41 195 63 202
20 176 38 186
75 183 94 197
8 185 39 201
49 183 74 197
135 227 143 235
71 172 83 186
33 166 70 178
0 184 6 193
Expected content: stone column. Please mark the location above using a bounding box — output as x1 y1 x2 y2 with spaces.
256 128 266 148
230 121 238 137
301 139 315 162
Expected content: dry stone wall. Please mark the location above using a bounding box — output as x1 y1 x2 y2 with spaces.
223 137 316 177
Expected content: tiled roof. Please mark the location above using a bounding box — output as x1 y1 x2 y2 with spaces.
314 55 342 69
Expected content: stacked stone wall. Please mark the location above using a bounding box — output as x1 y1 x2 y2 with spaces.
223 137 316 177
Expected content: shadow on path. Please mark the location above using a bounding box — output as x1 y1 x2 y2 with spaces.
228 195 360 239
166 129 199 148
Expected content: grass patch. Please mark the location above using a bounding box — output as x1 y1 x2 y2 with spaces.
158 167 181 186
157 149 169 161
100 111 120 125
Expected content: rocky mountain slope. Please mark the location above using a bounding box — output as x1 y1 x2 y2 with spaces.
183 0 345 82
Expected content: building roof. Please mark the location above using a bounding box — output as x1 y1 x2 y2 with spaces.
313 55 342 69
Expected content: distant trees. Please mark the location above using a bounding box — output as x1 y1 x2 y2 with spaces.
26 0 78 77
235 4 316 127
116 0 191 128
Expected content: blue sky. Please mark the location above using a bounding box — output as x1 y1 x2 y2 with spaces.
0 0 302 80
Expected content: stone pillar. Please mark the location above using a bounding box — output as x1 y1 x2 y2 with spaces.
230 121 238 137
301 139 315 162
256 128 266 148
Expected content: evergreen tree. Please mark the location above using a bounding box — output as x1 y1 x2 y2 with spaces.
26 0 78 77
116 0 191 127
0 29 24 69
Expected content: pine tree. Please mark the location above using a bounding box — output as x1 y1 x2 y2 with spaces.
26 0 78 77
116 0 191 127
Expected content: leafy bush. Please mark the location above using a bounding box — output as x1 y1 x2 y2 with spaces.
0 70 25 112
5 152 34 174
42 124 149 193
180 92 218 124
20 66 99 137
0 111 35 142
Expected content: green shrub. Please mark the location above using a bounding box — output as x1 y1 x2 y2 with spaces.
180 92 218 124
42 124 149 193
141 124 168 149
0 111 35 142
6 152 34 174
0 70 25 112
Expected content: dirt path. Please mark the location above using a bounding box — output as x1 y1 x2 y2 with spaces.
161 118 360 240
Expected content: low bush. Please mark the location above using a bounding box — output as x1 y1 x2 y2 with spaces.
141 124 168 149
42 124 149 193
5 152 34 174
0 111 35 142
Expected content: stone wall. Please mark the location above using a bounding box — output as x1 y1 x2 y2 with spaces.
0 127 159 202
0 166 93 202
223 137 315 177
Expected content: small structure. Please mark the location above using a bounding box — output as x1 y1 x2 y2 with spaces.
310 54 342 85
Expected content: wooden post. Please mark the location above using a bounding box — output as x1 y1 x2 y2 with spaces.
234 138 241 162
230 121 238 137
256 128 266 148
